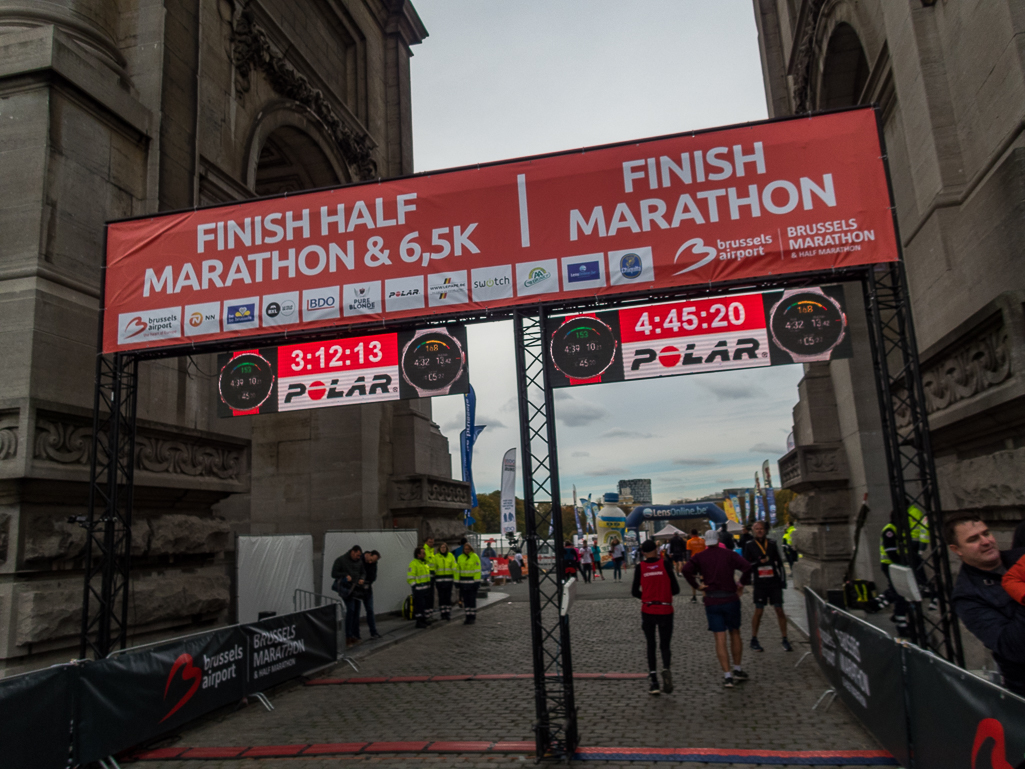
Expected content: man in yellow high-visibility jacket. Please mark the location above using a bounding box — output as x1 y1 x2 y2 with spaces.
457 541 482 625
423 536 437 623
407 547 432 629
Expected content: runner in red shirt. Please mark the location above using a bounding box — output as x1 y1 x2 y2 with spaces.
631 539 680 695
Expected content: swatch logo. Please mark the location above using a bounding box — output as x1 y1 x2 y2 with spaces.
161 653 202 723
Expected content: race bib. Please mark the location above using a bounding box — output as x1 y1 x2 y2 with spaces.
757 566 775 579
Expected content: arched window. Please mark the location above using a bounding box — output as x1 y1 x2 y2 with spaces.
255 126 340 196
819 23 869 109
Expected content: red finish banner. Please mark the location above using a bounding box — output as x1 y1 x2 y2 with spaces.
103 108 896 353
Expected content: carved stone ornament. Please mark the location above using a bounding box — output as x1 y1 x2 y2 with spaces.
789 0 829 114
389 475 472 510
230 4 376 180
33 419 245 481
0 426 16 460
778 442 848 492
895 322 1012 428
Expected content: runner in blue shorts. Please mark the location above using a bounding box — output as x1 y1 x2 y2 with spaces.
682 529 755 688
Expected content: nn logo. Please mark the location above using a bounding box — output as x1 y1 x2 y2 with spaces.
161 653 202 723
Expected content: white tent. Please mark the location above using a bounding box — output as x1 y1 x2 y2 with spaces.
652 523 689 538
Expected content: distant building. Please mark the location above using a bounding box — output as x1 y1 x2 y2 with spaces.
618 479 652 505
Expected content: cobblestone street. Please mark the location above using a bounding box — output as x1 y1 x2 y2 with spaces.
132 577 881 768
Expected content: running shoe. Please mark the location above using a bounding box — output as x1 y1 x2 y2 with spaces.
732 669 749 682
661 670 673 694
750 637 764 652
648 674 661 695
782 638 793 652
690 596 698 603
723 676 734 689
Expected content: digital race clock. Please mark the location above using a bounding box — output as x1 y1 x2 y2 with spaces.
768 288 847 363
218 352 275 411
399 328 467 396
549 316 618 379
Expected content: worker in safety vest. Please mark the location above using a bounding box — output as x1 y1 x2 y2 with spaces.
879 513 912 636
422 536 437 623
457 541 482 625
432 541 458 621
407 547 432 629
782 523 798 570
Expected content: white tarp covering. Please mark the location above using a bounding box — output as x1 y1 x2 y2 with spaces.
322 529 418 615
237 534 315 624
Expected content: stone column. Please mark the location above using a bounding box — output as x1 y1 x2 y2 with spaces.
778 364 854 594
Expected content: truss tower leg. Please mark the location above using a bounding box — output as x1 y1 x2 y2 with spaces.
863 264 962 664
81 353 138 659
513 308 579 761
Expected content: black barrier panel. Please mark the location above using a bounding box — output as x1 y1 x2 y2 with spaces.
0 665 74 769
76 625 247 765
906 647 1025 769
804 590 910 767
244 604 337 693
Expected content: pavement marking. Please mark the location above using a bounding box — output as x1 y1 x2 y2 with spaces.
129 742 897 765
305 672 648 685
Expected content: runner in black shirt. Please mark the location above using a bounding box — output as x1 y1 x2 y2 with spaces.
742 521 793 652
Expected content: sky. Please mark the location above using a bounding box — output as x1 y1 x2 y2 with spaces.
408 1 803 505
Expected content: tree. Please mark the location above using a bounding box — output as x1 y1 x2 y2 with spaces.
470 490 525 534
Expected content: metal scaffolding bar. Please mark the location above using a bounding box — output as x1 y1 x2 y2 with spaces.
513 307 579 761
863 263 963 664
81 352 138 660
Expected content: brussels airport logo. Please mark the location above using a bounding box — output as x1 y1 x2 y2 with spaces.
972 718 1015 769
226 303 256 325
673 238 718 275
619 252 643 279
161 653 202 723
523 267 551 288
124 316 148 339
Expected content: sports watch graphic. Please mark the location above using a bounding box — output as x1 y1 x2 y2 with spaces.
218 352 275 411
768 287 847 363
549 316 618 379
400 328 466 396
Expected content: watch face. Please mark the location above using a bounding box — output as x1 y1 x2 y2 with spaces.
218 353 275 411
770 291 846 357
401 331 465 393
550 316 618 379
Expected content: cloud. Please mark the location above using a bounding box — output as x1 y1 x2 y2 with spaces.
555 397 609 427
584 467 628 477
571 451 590 458
600 428 654 439
749 443 785 455
501 397 519 412
699 380 766 400
673 457 717 466
441 414 507 432
477 415 508 430
715 478 739 484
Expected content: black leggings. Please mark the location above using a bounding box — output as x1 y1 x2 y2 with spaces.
642 613 673 671
436 579 454 619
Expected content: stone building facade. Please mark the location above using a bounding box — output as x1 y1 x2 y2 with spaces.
0 0 467 675
755 0 1025 666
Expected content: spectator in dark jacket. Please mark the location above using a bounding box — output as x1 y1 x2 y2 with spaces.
742 521 792 653
332 545 365 647
361 550 381 639
946 513 1025 696
682 529 754 688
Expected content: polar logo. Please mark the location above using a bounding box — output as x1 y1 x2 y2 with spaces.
673 238 718 275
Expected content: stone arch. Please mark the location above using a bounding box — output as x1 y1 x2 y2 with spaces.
244 102 351 195
817 22 870 109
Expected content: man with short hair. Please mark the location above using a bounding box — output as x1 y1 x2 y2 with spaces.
743 521 792 652
668 532 687 575
361 550 382 639
632 539 680 695
947 513 1025 696
683 529 754 688
332 545 366 647
737 525 754 553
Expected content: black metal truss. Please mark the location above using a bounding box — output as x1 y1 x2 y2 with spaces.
513 308 579 761
81 352 138 660
863 263 963 664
